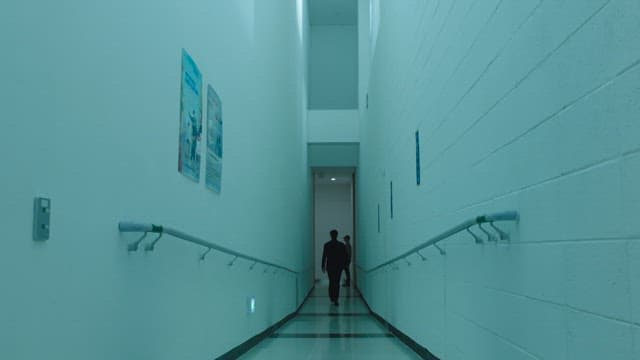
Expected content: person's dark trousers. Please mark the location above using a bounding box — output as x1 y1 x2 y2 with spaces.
328 269 342 301
344 262 351 285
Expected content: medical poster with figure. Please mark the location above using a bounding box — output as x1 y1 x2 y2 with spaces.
206 85 223 193
178 49 203 182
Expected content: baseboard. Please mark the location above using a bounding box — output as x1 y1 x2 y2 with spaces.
215 286 315 360
357 287 439 360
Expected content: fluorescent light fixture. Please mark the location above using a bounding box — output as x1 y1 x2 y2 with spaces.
296 0 304 44
331 178 337 181
248 297 256 314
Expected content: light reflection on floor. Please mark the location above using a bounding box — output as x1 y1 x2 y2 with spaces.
239 285 423 360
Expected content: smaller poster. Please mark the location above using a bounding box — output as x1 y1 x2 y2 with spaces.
206 85 223 193
178 49 203 182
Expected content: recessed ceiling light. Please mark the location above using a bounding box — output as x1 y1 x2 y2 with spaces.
331 178 336 181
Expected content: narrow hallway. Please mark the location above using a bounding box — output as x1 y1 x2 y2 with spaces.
2 0 639 358
240 285 422 359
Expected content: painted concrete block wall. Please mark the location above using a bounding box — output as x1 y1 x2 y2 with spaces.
309 25 359 109
0 0 312 359
314 183 354 281
357 0 640 359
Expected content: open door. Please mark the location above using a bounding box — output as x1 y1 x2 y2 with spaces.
312 167 356 285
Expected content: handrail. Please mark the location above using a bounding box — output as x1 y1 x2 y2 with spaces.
358 211 519 273
118 222 299 275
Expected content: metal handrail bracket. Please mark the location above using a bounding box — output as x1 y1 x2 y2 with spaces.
119 222 299 275
359 211 519 273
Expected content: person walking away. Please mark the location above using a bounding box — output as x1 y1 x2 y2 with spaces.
342 235 352 287
322 229 348 306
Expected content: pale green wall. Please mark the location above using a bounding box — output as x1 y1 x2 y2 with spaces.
357 0 640 359
307 110 359 143
309 25 359 109
308 143 359 167
0 0 312 359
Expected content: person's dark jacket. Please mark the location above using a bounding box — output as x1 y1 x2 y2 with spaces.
322 240 348 272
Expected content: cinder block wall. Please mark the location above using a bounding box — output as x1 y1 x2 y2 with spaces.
357 0 640 359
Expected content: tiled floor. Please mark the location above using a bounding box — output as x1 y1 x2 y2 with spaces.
239 284 423 359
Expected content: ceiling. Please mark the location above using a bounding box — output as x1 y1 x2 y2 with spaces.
309 0 358 26
314 167 355 185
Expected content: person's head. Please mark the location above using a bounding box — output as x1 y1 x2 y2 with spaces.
330 229 338 240
343 235 350 243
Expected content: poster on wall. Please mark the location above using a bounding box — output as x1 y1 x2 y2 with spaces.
177 49 203 182
205 85 223 193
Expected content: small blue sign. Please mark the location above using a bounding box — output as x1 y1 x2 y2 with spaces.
390 181 394 219
377 204 381 233
415 131 421 185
